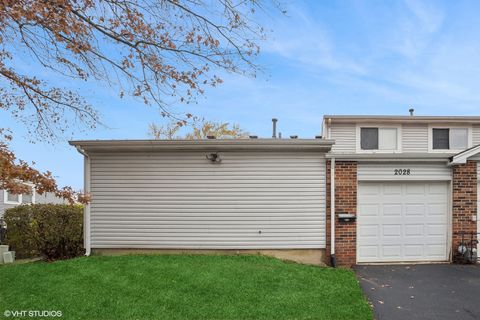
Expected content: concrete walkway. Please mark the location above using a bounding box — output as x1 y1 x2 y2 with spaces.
354 264 480 320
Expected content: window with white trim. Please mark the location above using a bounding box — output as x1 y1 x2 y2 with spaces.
4 187 36 205
360 127 398 151
432 128 468 150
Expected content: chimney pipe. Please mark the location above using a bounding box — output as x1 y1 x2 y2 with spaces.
409 108 414 116
272 118 278 138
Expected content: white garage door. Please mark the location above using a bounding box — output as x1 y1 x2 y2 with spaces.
358 181 449 263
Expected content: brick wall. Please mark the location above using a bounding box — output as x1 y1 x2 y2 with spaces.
326 160 357 267
452 160 477 262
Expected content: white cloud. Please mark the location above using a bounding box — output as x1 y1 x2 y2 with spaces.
263 5 366 75
388 0 445 59
404 0 444 33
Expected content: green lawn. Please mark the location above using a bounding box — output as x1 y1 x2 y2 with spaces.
0 255 372 320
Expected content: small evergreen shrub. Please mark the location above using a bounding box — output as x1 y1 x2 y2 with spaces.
4 204 84 260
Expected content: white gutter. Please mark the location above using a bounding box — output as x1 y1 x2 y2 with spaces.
69 139 335 153
76 146 91 257
330 157 336 267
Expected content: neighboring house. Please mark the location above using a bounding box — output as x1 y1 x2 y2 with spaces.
70 114 480 266
0 188 66 217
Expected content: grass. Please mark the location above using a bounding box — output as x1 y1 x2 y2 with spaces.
0 255 372 320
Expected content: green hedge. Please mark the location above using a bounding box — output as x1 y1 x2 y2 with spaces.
4 204 84 260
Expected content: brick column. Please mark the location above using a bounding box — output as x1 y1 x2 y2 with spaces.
452 160 477 262
326 160 357 267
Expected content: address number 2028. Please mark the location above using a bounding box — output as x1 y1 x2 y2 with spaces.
394 169 411 175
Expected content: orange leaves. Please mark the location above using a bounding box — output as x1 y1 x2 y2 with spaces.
0 141 87 204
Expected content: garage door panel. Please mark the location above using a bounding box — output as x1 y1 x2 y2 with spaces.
405 204 425 216
382 224 402 237
428 204 447 216
404 245 424 257
429 183 448 194
427 245 446 256
382 245 402 258
383 204 402 216
358 181 448 263
427 224 447 236
405 224 424 236
383 184 402 195
359 183 381 194
405 184 425 195
359 245 378 258
359 204 380 217
359 225 379 237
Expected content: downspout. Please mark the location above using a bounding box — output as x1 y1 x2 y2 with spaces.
330 157 336 267
76 146 91 256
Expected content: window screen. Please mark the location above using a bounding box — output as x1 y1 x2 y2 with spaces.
361 128 379 150
432 128 449 149
450 128 468 150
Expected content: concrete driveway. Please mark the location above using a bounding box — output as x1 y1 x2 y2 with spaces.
354 264 480 320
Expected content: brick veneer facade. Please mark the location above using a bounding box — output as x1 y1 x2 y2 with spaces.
452 160 477 262
326 160 357 266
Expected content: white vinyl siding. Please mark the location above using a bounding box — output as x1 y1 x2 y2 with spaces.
330 123 356 153
473 125 480 146
329 122 476 154
402 124 429 153
358 163 452 181
88 151 326 249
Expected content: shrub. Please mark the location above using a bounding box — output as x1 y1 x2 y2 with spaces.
4 204 84 260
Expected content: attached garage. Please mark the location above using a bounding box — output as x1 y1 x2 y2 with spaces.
357 181 449 263
70 139 334 264
356 162 452 263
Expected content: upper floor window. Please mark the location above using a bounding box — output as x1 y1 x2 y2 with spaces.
360 127 398 151
4 187 35 205
432 128 468 150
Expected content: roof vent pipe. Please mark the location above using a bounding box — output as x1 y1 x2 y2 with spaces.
272 118 278 138
409 108 414 116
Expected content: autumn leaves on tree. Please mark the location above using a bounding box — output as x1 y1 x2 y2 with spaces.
0 0 273 202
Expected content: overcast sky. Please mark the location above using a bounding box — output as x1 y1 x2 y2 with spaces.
2 0 480 189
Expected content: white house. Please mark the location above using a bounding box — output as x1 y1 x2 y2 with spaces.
1 188 66 217
70 113 480 266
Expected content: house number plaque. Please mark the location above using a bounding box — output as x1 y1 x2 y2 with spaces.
394 169 411 175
